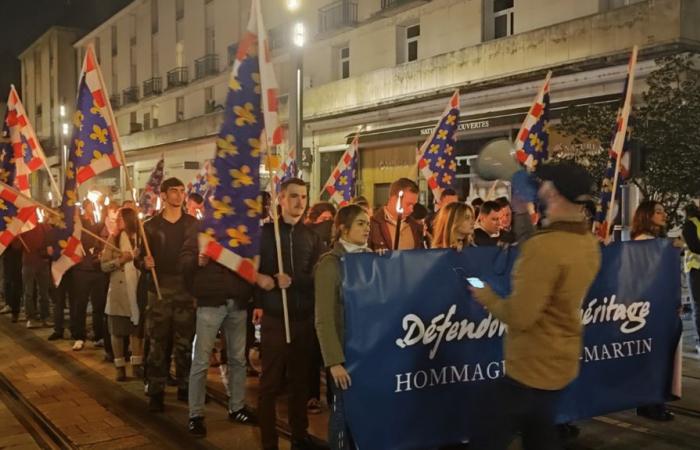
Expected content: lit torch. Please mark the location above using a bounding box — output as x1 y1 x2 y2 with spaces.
393 190 404 251
86 190 102 224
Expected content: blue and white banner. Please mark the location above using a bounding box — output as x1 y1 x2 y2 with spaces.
342 239 681 450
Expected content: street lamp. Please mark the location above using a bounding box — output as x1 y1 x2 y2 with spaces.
291 22 305 173
59 104 67 192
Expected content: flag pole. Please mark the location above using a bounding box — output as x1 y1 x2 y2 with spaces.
90 45 162 300
0 181 121 253
266 151 292 344
603 46 638 242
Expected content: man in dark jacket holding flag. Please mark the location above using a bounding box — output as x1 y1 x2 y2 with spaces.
255 178 322 450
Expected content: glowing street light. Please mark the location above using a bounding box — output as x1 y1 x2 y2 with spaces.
293 22 305 47
62 123 69 136
287 0 300 11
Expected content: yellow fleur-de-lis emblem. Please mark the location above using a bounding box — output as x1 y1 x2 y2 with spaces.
248 138 261 157
0 199 6 211
92 150 104 163
73 111 84 130
58 239 68 249
227 225 252 248
89 124 109 144
251 73 261 94
205 227 216 237
74 139 85 157
65 162 75 180
446 114 456 125
437 129 448 140
445 145 454 156
208 173 220 188
442 173 452 185
231 165 253 188
234 103 256 127
429 144 440 154
449 160 457 172
244 197 262 218
217 134 238 157
339 175 348 186
66 189 78 206
436 157 446 169
229 77 242 91
529 133 543 152
90 100 103 117
210 196 235 219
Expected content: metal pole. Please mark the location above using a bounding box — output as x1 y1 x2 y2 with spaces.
295 52 303 172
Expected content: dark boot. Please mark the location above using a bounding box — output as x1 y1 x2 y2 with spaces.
148 393 164 413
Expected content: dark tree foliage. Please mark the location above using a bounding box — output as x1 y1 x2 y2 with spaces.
556 54 700 226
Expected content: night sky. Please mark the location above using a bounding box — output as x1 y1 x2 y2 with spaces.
0 0 132 97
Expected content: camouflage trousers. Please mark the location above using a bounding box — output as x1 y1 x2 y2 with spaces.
145 277 195 396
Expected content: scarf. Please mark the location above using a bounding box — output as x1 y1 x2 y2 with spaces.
339 238 369 254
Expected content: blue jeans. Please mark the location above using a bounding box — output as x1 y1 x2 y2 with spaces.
188 300 247 418
329 378 355 450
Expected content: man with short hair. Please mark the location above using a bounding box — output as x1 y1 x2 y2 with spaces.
136 177 199 412
473 201 502 246
369 177 422 251
495 196 515 244
186 192 205 219
255 178 323 450
470 161 601 450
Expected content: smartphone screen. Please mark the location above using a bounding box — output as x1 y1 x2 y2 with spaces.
466 277 485 289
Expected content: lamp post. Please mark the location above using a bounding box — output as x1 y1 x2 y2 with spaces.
59 104 68 196
288 0 304 174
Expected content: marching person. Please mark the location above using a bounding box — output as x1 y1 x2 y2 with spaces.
70 201 108 351
187 244 257 437
473 201 503 246
470 161 601 450
431 202 476 251
135 177 198 412
255 178 323 450
315 204 371 450
16 213 52 328
631 199 677 421
101 208 144 381
369 178 421 251
684 202 700 355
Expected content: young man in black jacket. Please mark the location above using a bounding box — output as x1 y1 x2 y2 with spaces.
255 178 322 450
136 177 198 412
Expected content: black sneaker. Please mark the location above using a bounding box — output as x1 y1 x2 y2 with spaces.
148 393 164 413
291 435 324 450
177 388 188 402
188 416 207 437
228 406 257 425
47 331 63 341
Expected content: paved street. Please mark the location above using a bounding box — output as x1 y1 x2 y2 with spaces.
1 311 699 449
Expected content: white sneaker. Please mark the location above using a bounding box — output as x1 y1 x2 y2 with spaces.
0 305 11 314
72 340 85 351
26 320 40 329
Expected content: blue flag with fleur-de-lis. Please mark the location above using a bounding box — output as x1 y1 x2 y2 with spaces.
51 46 122 284
417 91 460 200
139 156 164 217
198 3 276 284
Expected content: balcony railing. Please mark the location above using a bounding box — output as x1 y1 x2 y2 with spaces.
319 1 358 33
122 86 139 106
381 0 415 9
143 77 162 97
167 67 189 90
109 94 121 109
195 54 219 80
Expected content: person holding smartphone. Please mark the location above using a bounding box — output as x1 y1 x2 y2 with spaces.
469 161 601 450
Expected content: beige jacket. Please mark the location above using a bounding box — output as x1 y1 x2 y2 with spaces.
478 215 601 390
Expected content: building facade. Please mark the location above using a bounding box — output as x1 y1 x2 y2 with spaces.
17 26 82 201
57 0 700 205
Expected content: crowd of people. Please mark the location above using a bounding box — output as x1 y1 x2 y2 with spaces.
1 162 699 450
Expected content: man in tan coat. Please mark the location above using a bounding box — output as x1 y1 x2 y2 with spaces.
470 161 601 450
